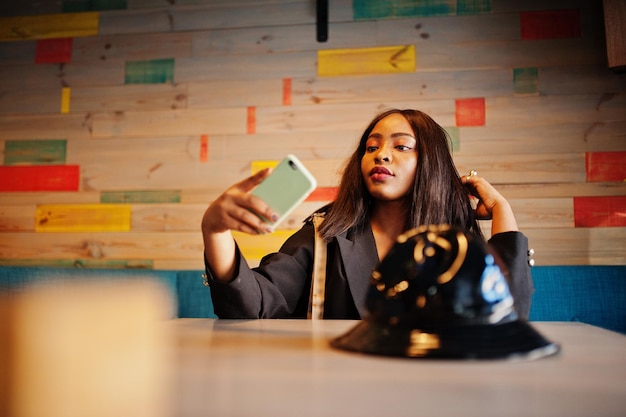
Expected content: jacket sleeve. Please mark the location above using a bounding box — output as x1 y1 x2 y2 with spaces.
487 231 535 320
204 222 316 319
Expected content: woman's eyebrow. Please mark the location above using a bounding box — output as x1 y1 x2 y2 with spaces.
368 132 416 139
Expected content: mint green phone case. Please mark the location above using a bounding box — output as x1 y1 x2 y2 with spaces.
251 154 317 229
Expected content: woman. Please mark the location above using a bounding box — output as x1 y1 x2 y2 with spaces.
201 109 534 319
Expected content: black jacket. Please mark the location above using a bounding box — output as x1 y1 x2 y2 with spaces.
206 219 534 319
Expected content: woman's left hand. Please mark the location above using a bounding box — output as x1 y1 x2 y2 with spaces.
461 171 519 234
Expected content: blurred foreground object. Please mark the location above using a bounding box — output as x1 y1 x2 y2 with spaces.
1 278 174 417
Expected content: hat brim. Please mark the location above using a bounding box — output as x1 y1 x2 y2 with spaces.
331 319 560 360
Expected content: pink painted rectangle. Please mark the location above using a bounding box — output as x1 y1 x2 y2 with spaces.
306 187 337 202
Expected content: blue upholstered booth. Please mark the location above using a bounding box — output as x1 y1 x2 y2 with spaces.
2 266 624 333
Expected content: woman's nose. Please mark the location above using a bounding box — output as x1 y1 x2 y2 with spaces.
374 145 392 162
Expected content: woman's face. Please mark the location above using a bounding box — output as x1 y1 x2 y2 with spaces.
360 113 418 202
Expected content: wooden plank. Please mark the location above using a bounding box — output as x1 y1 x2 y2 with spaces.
0 88 64 115
318 45 416 77
574 196 626 227
71 83 188 112
0 40 36 64
191 21 378 57
0 205 36 232
290 70 513 106
494 182 626 199
0 113 92 140
485 94 626 128
91 107 247 138
1 227 623 266
174 52 317 82
254 101 456 135
458 121 626 155
3 139 67 165
0 232 204 260
520 9 581 40
508 198 574 229
603 0 626 70
0 165 80 192
538 66 626 96
72 31 192 62
0 258 153 269
0 0 63 17
98 8 172 35
35 204 131 232
452 153 586 184
0 12 99 41
62 0 128 12
187 79 283 109
523 227 626 265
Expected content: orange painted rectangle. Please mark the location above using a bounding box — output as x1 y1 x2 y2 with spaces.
574 196 626 227
586 151 626 182
247 106 256 134
200 134 209 163
35 204 132 232
520 10 581 40
283 78 292 106
0 165 79 191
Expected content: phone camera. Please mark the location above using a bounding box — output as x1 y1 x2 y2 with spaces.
288 160 297 170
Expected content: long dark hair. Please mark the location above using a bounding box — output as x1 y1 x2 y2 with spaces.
319 109 481 241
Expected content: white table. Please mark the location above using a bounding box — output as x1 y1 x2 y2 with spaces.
170 319 626 417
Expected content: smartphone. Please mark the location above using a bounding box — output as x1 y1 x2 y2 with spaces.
251 154 317 230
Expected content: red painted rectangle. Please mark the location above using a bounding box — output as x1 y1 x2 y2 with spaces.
520 10 581 40
0 165 80 191
455 98 485 127
35 38 73 64
574 196 626 227
586 151 626 182
306 187 337 202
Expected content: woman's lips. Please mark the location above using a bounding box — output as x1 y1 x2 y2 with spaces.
369 166 393 182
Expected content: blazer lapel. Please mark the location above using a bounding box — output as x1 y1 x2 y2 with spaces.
336 225 379 318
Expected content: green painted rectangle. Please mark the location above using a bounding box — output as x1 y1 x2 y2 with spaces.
457 0 491 15
100 190 182 204
62 0 127 12
125 58 175 85
444 126 460 152
513 67 539 95
0 258 153 269
354 0 455 19
4 139 67 165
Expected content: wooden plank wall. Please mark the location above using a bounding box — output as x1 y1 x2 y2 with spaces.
0 0 624 270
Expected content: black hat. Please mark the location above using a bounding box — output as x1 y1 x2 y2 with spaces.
331 225 560 360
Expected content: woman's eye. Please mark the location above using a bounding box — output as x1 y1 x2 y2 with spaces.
396 145 412 151
366 146 378 152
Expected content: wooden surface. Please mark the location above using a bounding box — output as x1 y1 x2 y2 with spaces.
0 0 625 268
170 319 626 417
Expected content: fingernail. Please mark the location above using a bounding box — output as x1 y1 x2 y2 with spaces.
271 214 279 222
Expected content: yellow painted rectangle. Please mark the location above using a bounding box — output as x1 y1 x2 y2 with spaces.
318 45 415 76
0 12 99 42
36 204 131 232
251 160 278 175
61 87 71 113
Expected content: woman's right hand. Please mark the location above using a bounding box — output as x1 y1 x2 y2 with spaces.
202 168 279 236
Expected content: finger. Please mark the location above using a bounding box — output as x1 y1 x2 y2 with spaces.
236 168 272 193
